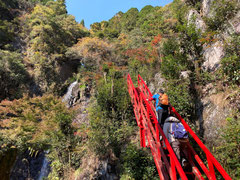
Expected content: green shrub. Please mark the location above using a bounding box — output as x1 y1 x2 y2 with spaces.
0 50 28 100
0 95 74 150
205 0 239 31
88 71 135 157
88 100 135 157
0 20 14 49
120 144 158 180
214 114 240 179
221 55 240 84
161 54 186 79
160 38 189 79
165 79 194 120
0 95 81 178
221 35 240 85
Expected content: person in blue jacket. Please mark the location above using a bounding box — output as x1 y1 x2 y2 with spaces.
147 90 164 126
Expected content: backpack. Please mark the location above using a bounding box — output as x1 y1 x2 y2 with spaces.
172 122 188 139
158 94 169 106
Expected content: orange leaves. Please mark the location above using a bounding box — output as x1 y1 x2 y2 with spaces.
125 47 148 62
74 128 89 140
151 34 162 47
0 95 74 146
199 31 219 47
125 46 158 63
125 34 162 63
0 99 17 124
164 18 178 25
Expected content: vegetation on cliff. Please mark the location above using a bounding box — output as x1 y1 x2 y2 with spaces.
0 0 239 179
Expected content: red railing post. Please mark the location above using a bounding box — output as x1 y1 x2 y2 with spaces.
140 126 146 147
170 156 177 180
207 154 216 180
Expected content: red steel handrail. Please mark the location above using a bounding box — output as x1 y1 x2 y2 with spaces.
127 74 232 180
128 74 188 180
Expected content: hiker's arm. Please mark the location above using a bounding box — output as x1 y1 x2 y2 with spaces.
148 97 154 101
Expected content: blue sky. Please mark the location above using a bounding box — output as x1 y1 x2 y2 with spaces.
66 0 173 29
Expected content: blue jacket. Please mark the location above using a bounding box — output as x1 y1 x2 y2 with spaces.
152 94 162 111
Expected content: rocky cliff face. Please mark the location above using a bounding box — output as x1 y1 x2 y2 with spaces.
148 73 166 94
202 0 214 17
188 9 206 32
188 0 240 148
202 41 225 71
10 151 50 180
195 0 239 73
74 153 118 180
197 85 230 147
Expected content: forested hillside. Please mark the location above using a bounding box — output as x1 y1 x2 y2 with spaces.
0 0 239 179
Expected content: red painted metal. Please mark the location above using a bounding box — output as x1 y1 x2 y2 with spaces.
127 74 232 180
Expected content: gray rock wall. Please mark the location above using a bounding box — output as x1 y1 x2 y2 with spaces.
188 9 206 32
202 0 214 17
199 91 230 149
202 41 225 72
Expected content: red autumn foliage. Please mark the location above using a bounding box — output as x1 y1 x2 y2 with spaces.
125 47 150 62
151 34 162 47
124 34 163 63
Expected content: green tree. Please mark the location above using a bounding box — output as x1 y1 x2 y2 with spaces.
0 50 28 100
120 144 158 180
88 68 134 157
0 20 14 49
165 79 194 120
80 19 85 27
160 38 189 79
108 11 123 32
0 95 81 178
23 2 86 56
121 8 139 32
20 0 88 91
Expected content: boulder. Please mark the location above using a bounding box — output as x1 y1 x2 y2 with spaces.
148 73 165 94
228 11 240 34
75 154 118 180
198 92 230 149
202 0 214 17
154 73 166 92
180 70 191 79
148 82 155 94
202 41 225 72
188 9 206 32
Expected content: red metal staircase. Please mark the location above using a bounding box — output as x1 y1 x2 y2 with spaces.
127 74 232 180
